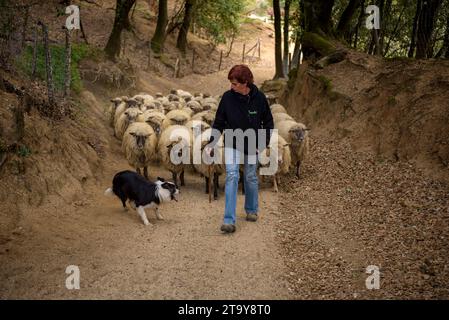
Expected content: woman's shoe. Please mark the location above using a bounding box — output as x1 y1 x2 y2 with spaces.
246 214 258 222
220 224 236 233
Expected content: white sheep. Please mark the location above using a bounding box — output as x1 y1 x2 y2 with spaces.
185 119 211 137
202 97 218 106
122 122 157 179
276 120 310 178
191 110 216 126
158 125 192 187
115 97 139 122
162 109 191 129
109 96 127 127
137 110 167 136
186 100 203 114
132 93 154 106
115 108 143 140
259 134 291 192
176 89 193 101
192 128 225 200
157 96 170 107
273 112 294 124
270 103 288 114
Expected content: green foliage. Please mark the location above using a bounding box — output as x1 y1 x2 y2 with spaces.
292 0 449 59
303 32 336 56
194 0 247 45
17 145 31 157
17 43 95 94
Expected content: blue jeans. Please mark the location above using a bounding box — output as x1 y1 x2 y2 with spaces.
223 148 258 225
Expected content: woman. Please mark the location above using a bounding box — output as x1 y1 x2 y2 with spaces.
207 65 274 233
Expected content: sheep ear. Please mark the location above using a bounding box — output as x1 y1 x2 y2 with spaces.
284 143 290 147
305 128 311 131
129 132 136 136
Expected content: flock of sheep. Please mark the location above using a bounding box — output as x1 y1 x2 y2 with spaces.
108 89 310 197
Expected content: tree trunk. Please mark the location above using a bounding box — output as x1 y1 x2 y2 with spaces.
303 0 335 35
151 0 168 53
273 0 284 79
291 30 302 68
176 0 194 54
104 0 136 60
336 0 360 40
415 0 443 59
408 0 421 57
378 0 387 55
283 0 291 76
353 0 365 48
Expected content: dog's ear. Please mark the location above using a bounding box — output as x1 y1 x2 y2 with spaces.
157 176 165 182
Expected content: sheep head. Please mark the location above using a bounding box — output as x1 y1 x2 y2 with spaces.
110 97 123 108
170 114 189 126
129 131 152 150
125 109 142 123
125 98 139 108
289 125 309 142
146 119 162 136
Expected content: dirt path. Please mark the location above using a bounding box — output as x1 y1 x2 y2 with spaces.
0 149 291 299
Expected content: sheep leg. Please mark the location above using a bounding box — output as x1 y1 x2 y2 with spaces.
273 174 278 193
143 166 149 180
296 161 301 179
205 176 210 194
213 172 219 200
180 170 185 186
136 167 141 176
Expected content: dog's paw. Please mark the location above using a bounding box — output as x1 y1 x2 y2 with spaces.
156 214 164 220
143 220 152 226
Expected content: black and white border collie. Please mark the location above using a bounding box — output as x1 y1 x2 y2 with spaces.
104 170 179 226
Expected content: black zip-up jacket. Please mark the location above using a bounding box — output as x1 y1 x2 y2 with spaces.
210 83 274 155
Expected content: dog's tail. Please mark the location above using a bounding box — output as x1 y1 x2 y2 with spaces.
104 187 114 197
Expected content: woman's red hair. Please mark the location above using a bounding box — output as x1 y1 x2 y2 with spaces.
227 64 254 85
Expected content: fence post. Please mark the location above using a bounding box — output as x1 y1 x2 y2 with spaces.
218 50 223 71
174 58 180 78
64 27 71 98
38 21 55 106
242 43 245 62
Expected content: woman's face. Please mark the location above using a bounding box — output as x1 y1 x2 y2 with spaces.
230 79 249 95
